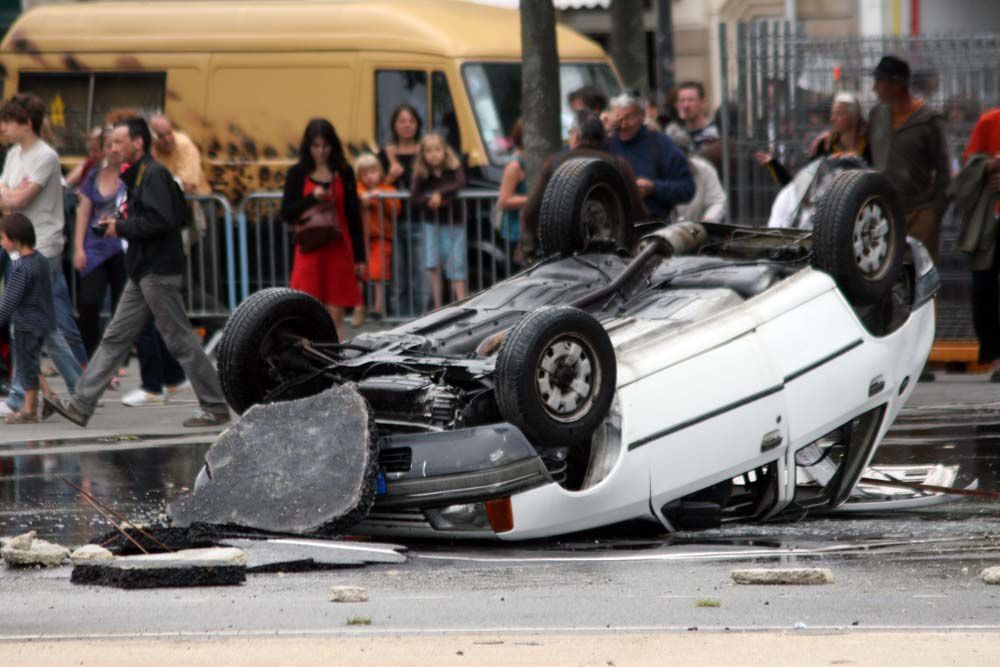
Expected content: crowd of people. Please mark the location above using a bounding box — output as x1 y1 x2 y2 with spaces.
5 51 1000 428
0 93 226 427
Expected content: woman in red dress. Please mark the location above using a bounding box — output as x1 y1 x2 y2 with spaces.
281 118 366 338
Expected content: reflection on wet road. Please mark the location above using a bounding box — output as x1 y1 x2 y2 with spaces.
0 436 211 547
2 400 999 560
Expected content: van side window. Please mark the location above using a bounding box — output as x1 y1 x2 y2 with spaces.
375 70 427 147
431 71 460 152
19 72 166 154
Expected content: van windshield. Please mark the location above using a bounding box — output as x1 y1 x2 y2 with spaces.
462 62 621 165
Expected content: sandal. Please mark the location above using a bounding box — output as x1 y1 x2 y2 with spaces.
5 411 38 424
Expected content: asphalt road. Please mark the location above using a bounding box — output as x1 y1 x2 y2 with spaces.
3 366 1000 664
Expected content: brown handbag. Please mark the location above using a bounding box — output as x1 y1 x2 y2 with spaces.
292 199 341 253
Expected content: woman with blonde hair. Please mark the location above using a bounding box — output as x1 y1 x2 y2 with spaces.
411 132 466 310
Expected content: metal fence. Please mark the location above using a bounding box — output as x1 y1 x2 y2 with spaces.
68 193 238 321
719 22 1000 339
236 189 509 322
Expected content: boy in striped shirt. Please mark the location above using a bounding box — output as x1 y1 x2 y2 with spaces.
0 213 54 423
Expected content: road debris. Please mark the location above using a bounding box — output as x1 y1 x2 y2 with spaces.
329 585 369 602
1 531 70 568
980 566 1000 584
225 538 406 572
70 545 114 562
168 385 378 535
731 568 834 585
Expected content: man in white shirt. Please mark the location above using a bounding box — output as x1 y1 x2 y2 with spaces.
0 93 85 415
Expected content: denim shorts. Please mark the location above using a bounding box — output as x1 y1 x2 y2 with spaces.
422 222 467 281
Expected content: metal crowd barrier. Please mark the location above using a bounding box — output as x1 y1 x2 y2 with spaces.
68 192 238 321
236 188 510 322
183 192 239 318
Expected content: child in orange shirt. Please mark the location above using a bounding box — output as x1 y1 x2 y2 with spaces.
355 153 401 321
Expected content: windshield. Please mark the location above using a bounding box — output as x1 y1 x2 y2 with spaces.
462 61 621 165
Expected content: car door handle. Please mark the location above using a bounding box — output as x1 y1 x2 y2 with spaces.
760 430 783 452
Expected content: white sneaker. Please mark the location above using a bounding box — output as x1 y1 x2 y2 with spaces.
0 402 14 416
165 381 192 401
121 389 166 407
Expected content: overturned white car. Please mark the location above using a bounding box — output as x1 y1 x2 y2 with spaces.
208 159 937 540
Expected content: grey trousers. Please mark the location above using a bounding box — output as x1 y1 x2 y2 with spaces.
72 273 228 417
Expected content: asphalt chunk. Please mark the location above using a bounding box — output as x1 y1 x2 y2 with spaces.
731 568 834 585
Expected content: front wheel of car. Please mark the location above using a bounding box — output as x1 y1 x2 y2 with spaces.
539 157 633 255
216 288 338 415
811 170 906 305
495 306 617 448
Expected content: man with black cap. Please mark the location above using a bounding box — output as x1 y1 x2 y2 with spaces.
867 54 951 263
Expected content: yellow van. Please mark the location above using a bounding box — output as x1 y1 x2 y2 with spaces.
0 0 620 198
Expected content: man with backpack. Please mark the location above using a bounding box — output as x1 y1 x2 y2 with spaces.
609 91 695 220
46 117 230 428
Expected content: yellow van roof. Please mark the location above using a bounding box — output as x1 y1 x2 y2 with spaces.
1 0 606 60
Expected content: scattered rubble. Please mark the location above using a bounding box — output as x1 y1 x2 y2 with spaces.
70 545 114 562
980 566 1000 584
168 385 379 535
731 568 834 585
224 538 406 572
329 585 369 602
1 531 70 568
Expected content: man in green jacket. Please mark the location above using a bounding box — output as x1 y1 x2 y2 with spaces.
867 55 951 263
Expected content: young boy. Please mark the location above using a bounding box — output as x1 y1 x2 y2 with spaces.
0 213 54 423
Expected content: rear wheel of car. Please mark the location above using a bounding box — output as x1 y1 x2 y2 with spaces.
539 157 633 255
811 170 906 305
216 287 338 414
495 306 617 448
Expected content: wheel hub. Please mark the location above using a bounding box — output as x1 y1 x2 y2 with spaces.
853 200 891 278
536 338 596 420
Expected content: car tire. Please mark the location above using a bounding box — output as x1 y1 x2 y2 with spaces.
216 287 338 414
495 306 617 448
539 157 633 255
811 170 906 305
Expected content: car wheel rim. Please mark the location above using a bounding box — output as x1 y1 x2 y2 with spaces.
580 183 623 246
535 334 600 423
852 197 893 280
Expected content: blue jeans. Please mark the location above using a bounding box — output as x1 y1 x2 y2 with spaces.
6 256 85 409
49 256 88 366
137 320 186 393
391 220 428 317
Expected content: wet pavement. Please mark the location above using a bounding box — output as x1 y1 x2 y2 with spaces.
3 367 999 560
5 369 1000 641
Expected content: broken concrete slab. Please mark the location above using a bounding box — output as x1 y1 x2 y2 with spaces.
731 568 834 585
168 385 379 535
71 560 246 589
1 531 70 568
222 538 406 572
329 585 368 603
980 566 1000 584
70 545 114 562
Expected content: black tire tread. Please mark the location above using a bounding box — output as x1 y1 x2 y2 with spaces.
217 288 337 414
811 170 906 305
495 306 616 447
538 157 632 255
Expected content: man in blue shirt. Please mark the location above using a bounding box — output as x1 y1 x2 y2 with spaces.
608 92 695 220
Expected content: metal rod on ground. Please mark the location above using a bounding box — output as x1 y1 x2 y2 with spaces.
60 477 172 552
69 487 150 555
859 477 1000 501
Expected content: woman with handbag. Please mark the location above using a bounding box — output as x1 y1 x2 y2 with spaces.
281 118 366 338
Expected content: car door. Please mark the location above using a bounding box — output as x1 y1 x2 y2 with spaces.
620 331 788 516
